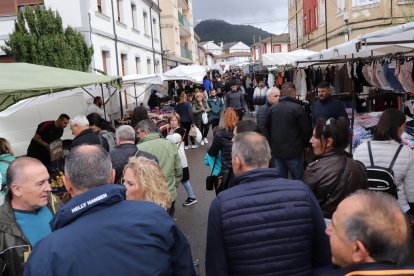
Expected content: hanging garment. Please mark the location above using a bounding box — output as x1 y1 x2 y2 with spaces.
334 65 340 94
382 61 404 91
399 61 414 93
356 61 371 87
268 73 275 88
361 65 372 86
314 67 323 87
368 62 381 89
324 66 331 83
339 64 353 94
375 63 391 90
276 72 283 87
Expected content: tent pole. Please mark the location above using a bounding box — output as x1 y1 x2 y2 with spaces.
134 83 138 106
118 89 124 118
100 84 107 119
107 85 115 127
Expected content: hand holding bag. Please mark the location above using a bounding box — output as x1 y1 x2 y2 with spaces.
202 112 209 125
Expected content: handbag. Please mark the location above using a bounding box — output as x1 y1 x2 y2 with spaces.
188 125 198 137
206 156 219 190
202 112 209 125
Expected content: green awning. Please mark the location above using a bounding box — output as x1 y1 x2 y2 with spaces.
0 63 122 112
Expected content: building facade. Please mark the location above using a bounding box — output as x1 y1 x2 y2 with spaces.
0 0 162 112
159 0 197 71
289 0 414 51
252 34 290 62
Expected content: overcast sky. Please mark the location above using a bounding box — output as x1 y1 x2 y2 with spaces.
192 0 288 35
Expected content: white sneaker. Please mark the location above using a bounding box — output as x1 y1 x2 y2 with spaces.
203 138 208 144
191 145 198 149
200 141 205 146
184 146 189 150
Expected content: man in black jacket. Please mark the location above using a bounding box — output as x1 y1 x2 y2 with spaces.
69 115 108 151
266 82 311 180
110 125 158 183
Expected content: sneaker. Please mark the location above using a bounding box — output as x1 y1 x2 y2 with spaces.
183 197 197 206
200 140 205 146
191 145 198 149
203 138 208 144
184 146 189 150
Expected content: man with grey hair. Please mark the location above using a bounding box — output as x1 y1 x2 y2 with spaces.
136 119 182 217
0 157 62 276
110 125 158 183
256 87 281 143
69 115 103 150
325 190 413 275
206 132 331 275
24 145 195 275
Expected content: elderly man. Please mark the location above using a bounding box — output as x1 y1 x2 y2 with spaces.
325 190 414 275
266 82 311 180
256 87 281 142
0 158 62 276
27 113 70 166
312 81 348 127
24 145 195 275
136 119 182 217
69 115 106 150
110 125 158 183
205 132 331 276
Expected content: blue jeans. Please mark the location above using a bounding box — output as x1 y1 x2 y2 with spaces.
182 181 195 198
274 156 304 180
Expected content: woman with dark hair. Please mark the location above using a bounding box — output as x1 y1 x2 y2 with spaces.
131 106 149 130
175 92 195 149
303 117 368 222
86 113 116 151
207 108 238 193
354 108 414 216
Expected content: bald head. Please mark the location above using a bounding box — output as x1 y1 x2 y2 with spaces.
7 157 45 188
65 145 113 192
330 190 410 267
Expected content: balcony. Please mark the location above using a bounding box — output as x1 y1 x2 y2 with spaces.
180 46 192 60
178 11 191 36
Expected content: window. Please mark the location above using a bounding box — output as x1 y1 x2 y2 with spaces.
309 10 312 31
337 0 345 14
121 54 127 76
131 3 137 29
143 11 149 35
135 57 141 74
314 6 318 29
116 0 123 22
273 44 281 53
319 0 326 25
289 21 297 42
152 18 157 38
146 58 152 74
102 51 110 74
155 60 161 74
298 14 303 39
18 3 45 12
304 14 307 35
352 0 379 6
97 0 103 13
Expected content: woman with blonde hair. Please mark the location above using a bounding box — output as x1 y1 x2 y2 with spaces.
123 156 171 211
166 113 197 206
175 92 196 149
207 108 238 193
192 91 211 146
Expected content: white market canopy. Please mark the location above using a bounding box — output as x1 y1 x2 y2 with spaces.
299 22 414 66
262 49 318 66
122 65 207 87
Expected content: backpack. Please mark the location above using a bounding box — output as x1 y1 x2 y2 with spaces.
366 141 403 199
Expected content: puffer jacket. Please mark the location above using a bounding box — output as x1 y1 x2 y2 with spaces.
256 102 272 142
192 100 211 128
303 150 368 219
207 128 233 171
205 169 331 275
0 193 62 276
353 140 414 213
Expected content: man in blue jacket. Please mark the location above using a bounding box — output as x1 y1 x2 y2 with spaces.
24 144 195 276
205 132 331 276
